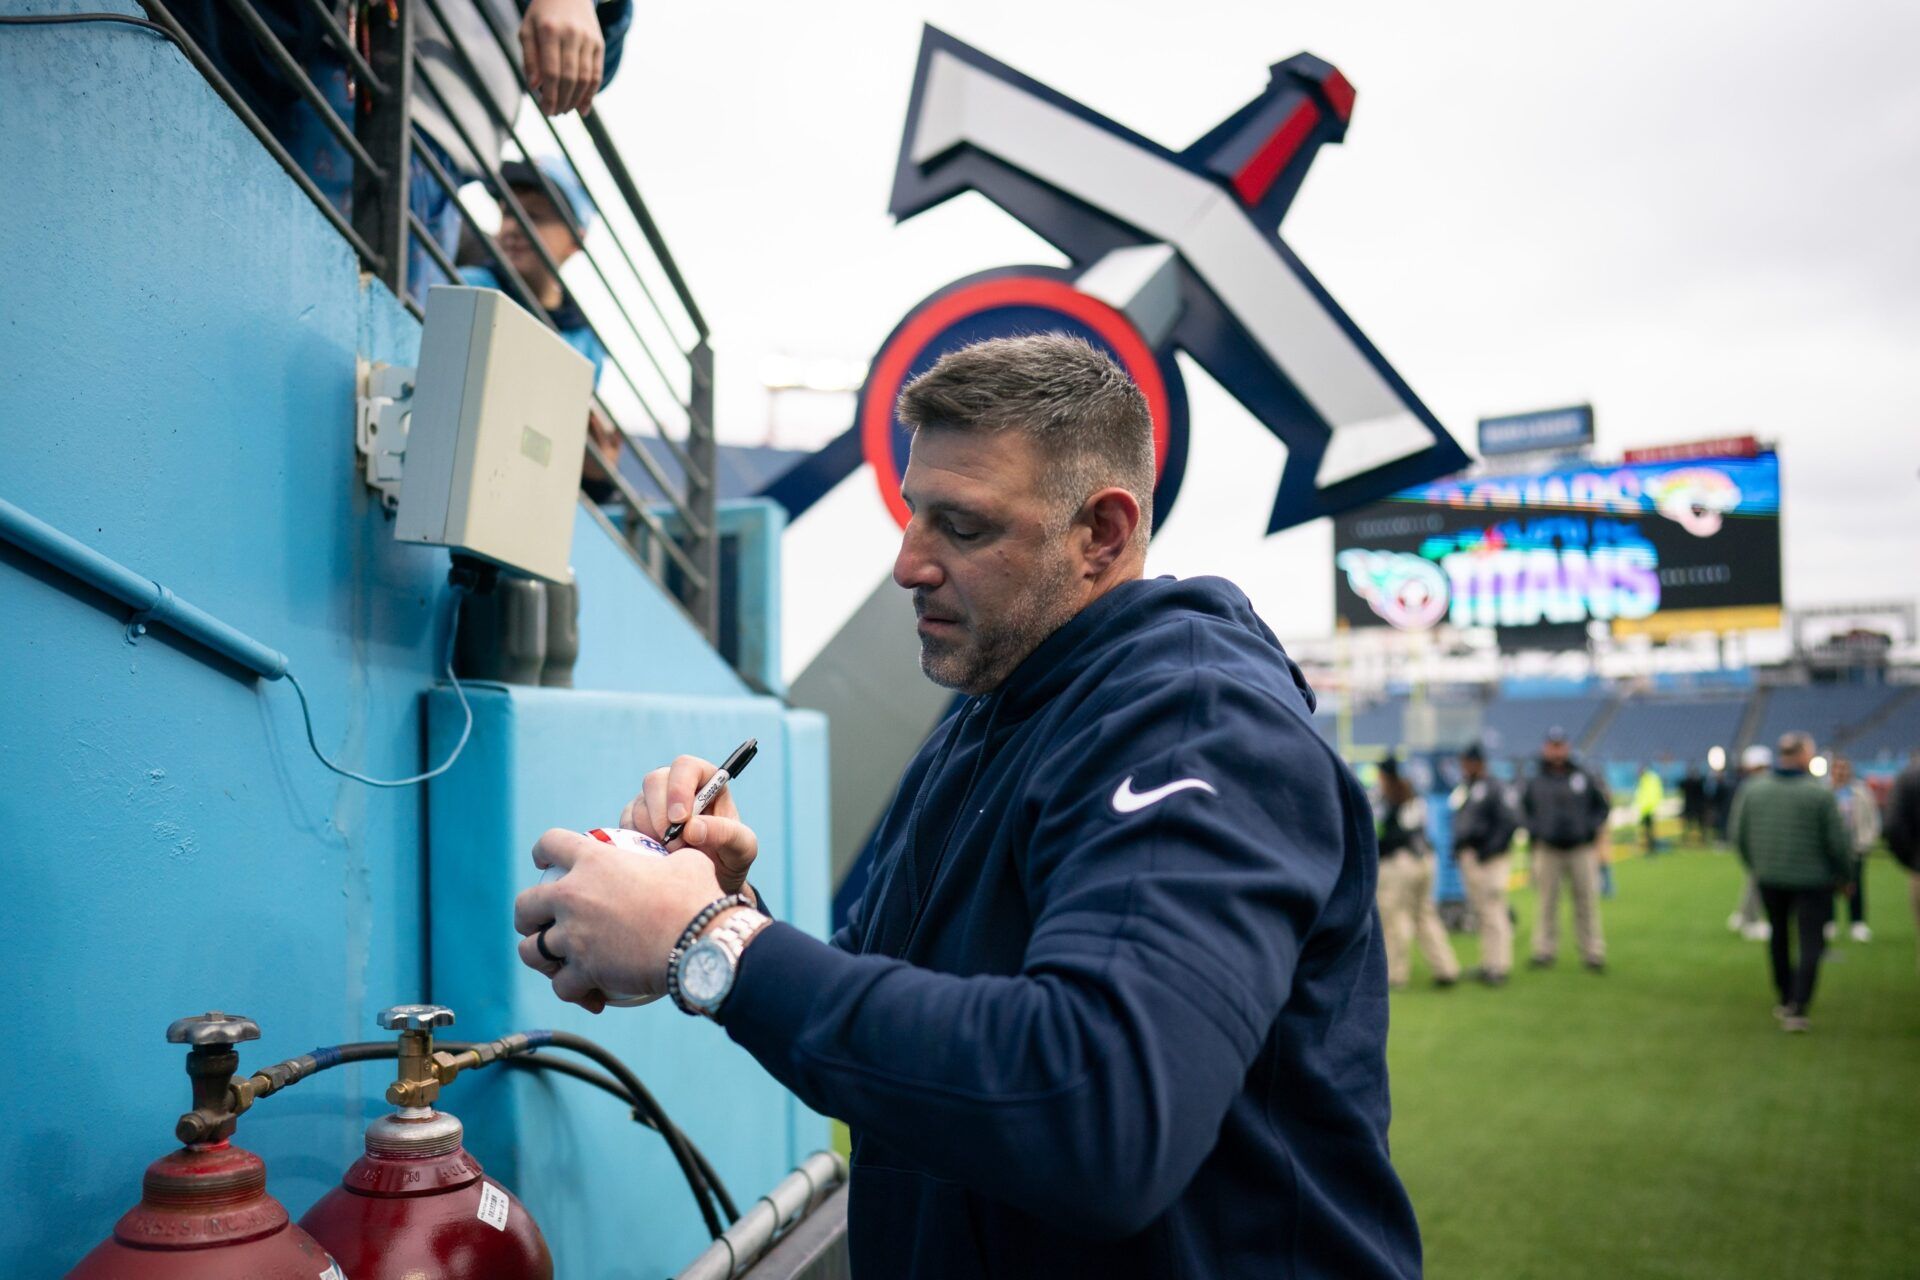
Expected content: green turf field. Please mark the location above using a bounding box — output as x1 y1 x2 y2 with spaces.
1388 846 1920 1280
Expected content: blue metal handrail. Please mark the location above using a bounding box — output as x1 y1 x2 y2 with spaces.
0 497 287 680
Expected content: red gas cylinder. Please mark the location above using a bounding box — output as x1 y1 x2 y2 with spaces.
299 1107 552 1278
67 1012 345 1279
67 1143 344 1280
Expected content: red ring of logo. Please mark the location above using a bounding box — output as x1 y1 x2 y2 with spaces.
859 276 1173 529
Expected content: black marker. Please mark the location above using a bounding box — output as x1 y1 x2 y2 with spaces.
664 737 758 845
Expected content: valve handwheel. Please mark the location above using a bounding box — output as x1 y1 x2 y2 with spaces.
378 1003 456 1032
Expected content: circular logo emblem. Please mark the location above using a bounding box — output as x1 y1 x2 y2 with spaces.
856 268 1190 530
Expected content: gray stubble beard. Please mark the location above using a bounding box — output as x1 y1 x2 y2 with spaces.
918 551 1082 695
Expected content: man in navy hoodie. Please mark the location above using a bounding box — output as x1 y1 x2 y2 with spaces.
515 334 1422 1277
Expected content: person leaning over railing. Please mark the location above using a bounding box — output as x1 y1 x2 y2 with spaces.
412 0 631 286
170 0 632 293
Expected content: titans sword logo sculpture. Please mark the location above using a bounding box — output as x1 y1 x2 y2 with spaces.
767 28 1468 911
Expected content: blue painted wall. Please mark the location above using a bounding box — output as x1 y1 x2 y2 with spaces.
0 6 829 1272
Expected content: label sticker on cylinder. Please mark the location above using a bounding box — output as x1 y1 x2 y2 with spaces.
477 1180 511 1231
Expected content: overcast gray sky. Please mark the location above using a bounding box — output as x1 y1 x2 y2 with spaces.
584 0 1920 639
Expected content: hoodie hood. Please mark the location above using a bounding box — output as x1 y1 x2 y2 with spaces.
992 575 1316 722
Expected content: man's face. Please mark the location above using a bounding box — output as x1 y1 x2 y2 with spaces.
1833 759 1852 785
1543 739 1570 767
892 428 1085 694
1461 756 1484 781
498 189 580 293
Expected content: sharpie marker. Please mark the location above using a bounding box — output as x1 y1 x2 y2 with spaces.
664 737 758 844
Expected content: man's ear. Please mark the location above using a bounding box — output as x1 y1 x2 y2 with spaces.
1079 487 1141 574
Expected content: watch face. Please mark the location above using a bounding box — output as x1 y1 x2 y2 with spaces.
682 941 731 1004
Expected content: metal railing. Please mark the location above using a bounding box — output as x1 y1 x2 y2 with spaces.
136 0 720 640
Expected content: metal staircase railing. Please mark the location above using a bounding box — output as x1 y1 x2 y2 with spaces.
135 0 721 642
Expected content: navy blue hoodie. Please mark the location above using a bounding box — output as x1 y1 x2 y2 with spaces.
720 576 1420 1278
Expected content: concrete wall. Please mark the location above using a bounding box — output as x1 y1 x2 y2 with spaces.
0 5 827 1271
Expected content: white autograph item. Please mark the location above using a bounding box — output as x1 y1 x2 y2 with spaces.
541 827 670 1006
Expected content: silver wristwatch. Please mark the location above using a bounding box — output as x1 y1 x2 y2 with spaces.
672 909 771 1016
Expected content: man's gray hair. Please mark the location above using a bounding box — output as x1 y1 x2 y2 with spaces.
1778 731 1815 758
895 333 1156 544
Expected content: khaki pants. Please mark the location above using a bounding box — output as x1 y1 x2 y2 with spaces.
1460 850 1513 976
1910 872 1920 974
1533 843 1605 965
1377 852 1460 986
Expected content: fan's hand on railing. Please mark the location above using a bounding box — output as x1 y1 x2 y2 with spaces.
520 0 605 117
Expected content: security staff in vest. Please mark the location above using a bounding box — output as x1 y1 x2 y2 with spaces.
1521 727 1612 972
1375 758 1461 990
1452 744 1518 985
513 335 1423 1278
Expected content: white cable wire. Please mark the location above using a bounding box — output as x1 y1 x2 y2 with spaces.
283 588 474 788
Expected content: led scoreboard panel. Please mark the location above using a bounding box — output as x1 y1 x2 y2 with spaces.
1333 452 1783 639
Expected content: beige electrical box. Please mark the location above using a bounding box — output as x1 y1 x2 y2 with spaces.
396 285 594 582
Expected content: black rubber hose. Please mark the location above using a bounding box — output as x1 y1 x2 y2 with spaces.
541 1030 730 1238
303 1038 736 1232
499 1053 740 1222
315 1041 398 1067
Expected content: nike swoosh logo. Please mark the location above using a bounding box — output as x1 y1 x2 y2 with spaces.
1112 775 1218 814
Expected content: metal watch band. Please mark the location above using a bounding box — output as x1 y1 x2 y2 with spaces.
665 894 751 1015
667 907 770 1017
706 908 771 965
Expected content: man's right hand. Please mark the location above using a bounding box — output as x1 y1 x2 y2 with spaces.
621 755 759 896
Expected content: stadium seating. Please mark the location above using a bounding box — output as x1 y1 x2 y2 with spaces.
1833 687 1920 764
1478 695 1609 757
1751 684 1903 753
1585 696 1748 770
1310 682 1920 779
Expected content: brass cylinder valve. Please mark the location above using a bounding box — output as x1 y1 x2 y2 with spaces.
169 1012 262 1146
379 1004 459 1109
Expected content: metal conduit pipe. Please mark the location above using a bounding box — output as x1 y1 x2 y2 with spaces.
674 1152 848 1280
0 496 288 680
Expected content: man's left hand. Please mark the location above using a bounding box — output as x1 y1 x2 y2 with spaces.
520 0 605 117
513 828 728 1012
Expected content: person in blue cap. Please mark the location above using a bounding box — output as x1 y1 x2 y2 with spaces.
462 158 622 496
462 157 607 380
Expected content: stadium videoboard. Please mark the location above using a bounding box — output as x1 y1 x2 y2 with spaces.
1333 452 1783 639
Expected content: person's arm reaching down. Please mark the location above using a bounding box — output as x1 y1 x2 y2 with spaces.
519 0 634 116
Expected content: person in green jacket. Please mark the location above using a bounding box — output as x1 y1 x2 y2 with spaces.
1729 732 1852 1032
